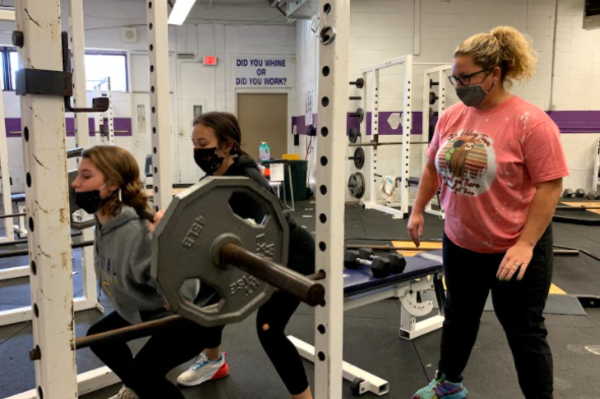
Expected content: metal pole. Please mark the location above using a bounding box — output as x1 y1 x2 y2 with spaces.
15 0 78 396
0 2 14 245
106 77 116 145
69 0 101 321
0 66 14 244
315 1 349 397
368 69 379 207
147 0 174 211
400 55 413 217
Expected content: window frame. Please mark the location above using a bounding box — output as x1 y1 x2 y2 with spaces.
1 47 129 92
84 49 130 93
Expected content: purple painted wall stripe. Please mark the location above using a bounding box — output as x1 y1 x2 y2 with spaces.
6 118 133 137
291 111 600 136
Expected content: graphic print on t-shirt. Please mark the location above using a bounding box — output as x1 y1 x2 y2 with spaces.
435 128 497 196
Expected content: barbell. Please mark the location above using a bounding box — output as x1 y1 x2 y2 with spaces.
23 177 326 358
73 270 327 351
0 239 94 258
348 141 430 147
106 178 325 330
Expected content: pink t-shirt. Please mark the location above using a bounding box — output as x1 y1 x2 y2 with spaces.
426 96 569 253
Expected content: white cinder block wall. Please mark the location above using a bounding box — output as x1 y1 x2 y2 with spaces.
0 0 297 193
294 0 600 203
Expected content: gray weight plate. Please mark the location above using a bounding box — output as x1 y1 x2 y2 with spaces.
353 147 365 170
152 177 289 328
348 173 365 199
348 128 360 144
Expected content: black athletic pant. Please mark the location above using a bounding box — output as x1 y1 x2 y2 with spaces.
87 310 224 399
438 226 554 399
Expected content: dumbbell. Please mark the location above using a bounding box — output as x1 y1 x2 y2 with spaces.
344 250 391 278
562 189 575 198
358 248 407 274
586 191 599 200
575 189 586 198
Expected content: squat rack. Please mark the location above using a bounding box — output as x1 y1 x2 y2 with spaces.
92 76 116 145
0 3 101 330
356 57 451 219
8 0 172 397
9 1 346 398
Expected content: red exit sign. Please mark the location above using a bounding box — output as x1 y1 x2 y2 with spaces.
203 56 218 66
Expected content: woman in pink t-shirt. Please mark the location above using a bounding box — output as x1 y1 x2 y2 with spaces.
409 26 568 399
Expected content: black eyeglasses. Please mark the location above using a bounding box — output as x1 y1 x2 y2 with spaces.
448 68 493 87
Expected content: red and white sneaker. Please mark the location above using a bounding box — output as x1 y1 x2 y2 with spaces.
177 352 229 387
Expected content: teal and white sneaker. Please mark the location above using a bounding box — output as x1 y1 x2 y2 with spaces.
108 386 138 399
177 352 229 387
412 374 468 399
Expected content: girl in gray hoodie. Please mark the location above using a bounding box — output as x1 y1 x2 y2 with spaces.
72 146 222 399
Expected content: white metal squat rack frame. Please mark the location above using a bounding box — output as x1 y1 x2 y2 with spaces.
8 0 172 397
358 57 451 219
8 0 352 398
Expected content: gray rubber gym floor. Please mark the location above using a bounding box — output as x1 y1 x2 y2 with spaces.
2 202 600 398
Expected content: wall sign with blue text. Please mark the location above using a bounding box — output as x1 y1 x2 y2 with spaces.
234 57 294 88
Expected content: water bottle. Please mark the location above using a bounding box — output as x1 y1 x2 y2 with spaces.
259 142 271 162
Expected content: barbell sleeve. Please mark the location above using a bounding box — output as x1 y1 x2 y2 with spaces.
220 242 325 307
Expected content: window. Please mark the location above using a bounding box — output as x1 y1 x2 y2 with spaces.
0 47 16 91
85 51 128 92
9 50 18 88
1 48 128 92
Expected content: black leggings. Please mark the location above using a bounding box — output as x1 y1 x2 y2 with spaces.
439 226 554 399
87 311 224 399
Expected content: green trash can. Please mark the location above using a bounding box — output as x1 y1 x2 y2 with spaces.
284 160 308 201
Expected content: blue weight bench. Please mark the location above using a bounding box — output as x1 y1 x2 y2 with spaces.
289 253 445 396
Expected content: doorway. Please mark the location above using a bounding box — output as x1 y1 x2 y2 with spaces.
237 93 288 159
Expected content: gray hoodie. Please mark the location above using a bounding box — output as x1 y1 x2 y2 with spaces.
94 205 165 324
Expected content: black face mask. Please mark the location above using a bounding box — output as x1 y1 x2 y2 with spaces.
194 147 225 175
73 184 106 214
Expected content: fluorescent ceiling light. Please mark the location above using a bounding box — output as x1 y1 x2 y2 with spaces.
168 0 196 25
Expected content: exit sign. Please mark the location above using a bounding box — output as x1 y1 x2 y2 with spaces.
203 56 218 66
